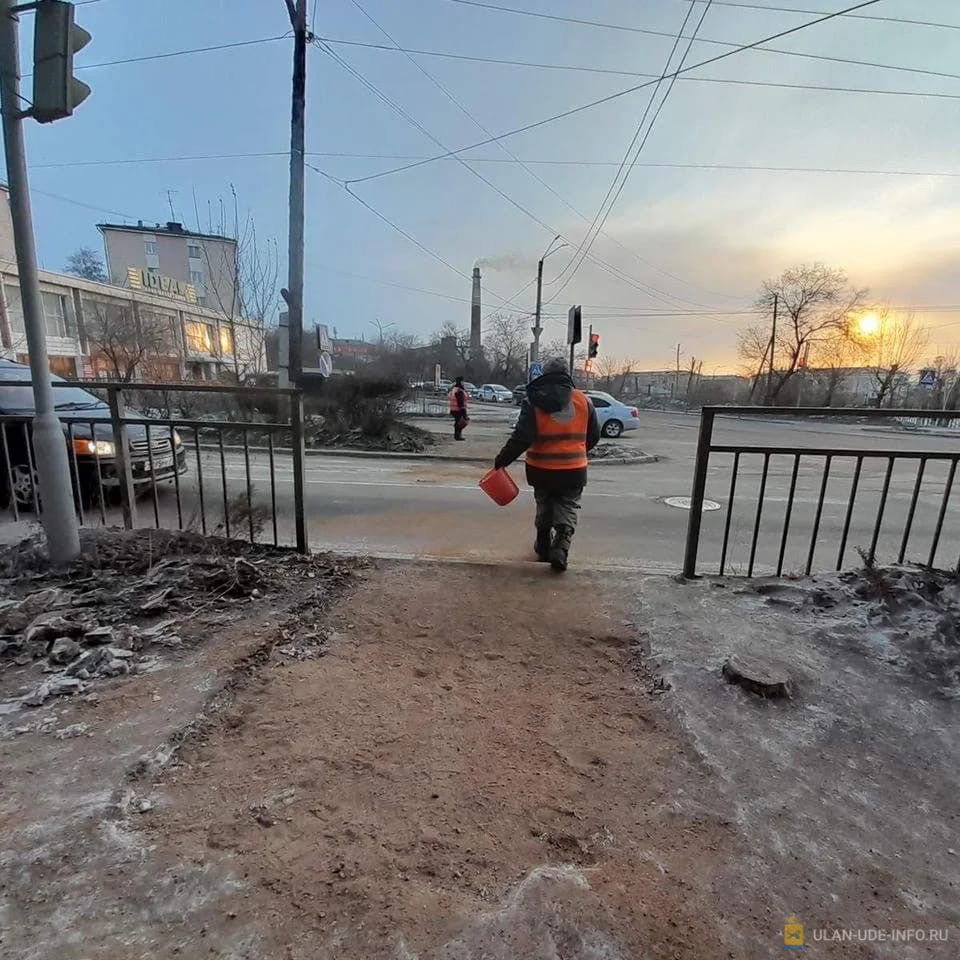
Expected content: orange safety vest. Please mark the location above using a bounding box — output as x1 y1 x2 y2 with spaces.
526 389 590 470
449 386 466 413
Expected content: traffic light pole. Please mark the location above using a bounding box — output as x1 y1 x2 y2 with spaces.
0 1 79 564
531 256 543 364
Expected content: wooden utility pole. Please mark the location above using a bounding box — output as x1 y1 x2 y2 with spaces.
766 292 778 404
282 0 308 553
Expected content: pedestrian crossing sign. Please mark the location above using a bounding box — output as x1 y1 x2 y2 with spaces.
919 369 936 388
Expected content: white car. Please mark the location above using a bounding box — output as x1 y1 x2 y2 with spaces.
585 391 640 438
509 390 640 438
479 383 513 403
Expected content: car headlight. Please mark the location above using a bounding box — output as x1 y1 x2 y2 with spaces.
172 429 182 448
73 438 115 457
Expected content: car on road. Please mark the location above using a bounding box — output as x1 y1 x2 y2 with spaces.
512 384 527 405
508 389 640 438
478 383 513 403
0 359 187 510
461 382 478 397
585 391 640 438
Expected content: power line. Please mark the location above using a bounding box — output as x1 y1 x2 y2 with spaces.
311 263 471 304
548 0 714 303
316 35 960 101
28 151 960 180
341 0 719 310
314 34 722 311
306 163 531 316
348 0 889 185
439 0 959 84
677 0 960 31
74 34 290 72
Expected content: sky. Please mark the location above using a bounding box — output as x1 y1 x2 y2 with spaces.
7 0 960 372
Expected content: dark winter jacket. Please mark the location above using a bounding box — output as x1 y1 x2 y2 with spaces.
494 371 600 491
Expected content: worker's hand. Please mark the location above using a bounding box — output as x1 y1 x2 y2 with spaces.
493 457 506 471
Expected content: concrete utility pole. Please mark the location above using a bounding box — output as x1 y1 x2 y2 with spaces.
0 1 79 563
531 256 543 364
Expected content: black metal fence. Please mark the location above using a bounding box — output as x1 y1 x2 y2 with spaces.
0 380 308 552
683 406 960 578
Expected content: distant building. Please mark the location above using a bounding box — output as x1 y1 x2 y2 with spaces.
98 220 240 314
0 187 263 381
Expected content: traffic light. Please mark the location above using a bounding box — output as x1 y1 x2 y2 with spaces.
32 1 92 124
589 332 600 358
567 304 582 346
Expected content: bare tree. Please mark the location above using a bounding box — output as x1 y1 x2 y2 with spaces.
64 247 107 283
432 320 471 364
742 263 866 403
927 351 960 410
198 186 280 377
85 302 174 382
593 354 635 397
484 313 528 383
860 311 928 407
809 331 868 406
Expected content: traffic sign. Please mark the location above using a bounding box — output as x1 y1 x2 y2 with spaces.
919 369 936 388
529 361 543 381
318 351 333 378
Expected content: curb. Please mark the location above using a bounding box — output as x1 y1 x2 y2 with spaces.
188 442 658 467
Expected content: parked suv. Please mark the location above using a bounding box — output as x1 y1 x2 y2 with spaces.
0 360 187 510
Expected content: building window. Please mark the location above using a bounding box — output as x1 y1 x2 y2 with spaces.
187 243 202 259
144 241 157 255
189 270 204 287
3 284 23 331
41 291 71 338
219 325 234 356
147 266 160 276
184 320 214 355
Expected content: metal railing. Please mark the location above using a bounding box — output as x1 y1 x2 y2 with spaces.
0 380 308 552
683 406 960 578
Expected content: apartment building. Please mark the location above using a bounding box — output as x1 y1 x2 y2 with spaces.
98 220 240 314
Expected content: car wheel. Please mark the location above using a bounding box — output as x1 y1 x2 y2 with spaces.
601 419 623 438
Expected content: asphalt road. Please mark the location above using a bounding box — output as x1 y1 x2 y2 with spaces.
99 409 960 575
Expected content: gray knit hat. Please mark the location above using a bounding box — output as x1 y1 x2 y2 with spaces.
542 356 568 375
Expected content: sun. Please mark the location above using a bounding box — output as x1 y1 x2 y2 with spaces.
856 311 881 337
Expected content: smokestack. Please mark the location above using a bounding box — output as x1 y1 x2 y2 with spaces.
470 266 482 356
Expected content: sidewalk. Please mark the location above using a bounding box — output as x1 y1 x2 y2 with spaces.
1 531 956 958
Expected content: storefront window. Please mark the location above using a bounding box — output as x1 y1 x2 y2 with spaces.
185 320 214 355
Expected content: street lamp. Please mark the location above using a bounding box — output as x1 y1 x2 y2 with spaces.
370 318 395 345
531 235 569 363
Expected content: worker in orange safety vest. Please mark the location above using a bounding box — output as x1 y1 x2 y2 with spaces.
493 357 599 571
449 376 469 441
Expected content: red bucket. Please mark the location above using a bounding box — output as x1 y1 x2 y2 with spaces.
479 468 519 506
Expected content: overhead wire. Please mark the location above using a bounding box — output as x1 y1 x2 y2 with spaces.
439 0 960 84
346 0 888 185
316 36 960 101
547 0 714 304
313 35 720 311
27 151 960 180
306 162 531 315
673 0 960 31
342 0 722 309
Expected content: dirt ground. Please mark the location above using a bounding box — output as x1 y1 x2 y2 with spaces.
2 538 957 958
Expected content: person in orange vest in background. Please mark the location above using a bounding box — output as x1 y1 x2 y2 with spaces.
449 376 469 441
493 357 599 571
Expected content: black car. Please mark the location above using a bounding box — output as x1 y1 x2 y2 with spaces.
0 359 187 510
513 384 527 406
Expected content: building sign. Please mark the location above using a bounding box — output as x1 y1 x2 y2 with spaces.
127 267 198 304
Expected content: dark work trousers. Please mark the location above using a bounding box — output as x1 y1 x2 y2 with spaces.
452 410 467 440
534 486 583 534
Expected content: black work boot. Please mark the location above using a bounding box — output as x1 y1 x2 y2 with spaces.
534 527 552 562
550 526 574 572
